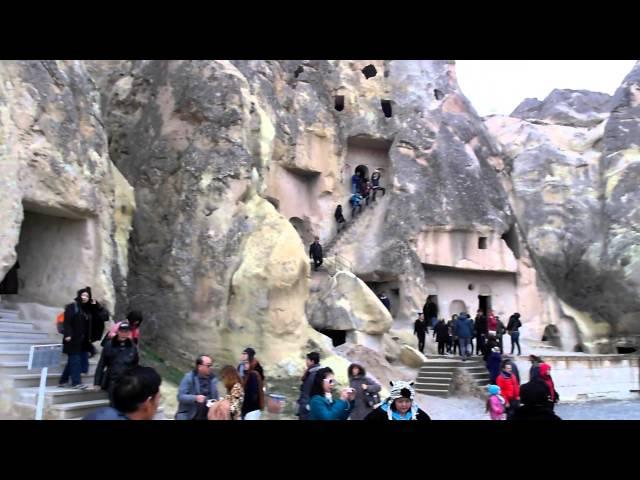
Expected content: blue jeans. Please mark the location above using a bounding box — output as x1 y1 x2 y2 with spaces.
510 332 521 355
60 351 89 386
459 338 471 357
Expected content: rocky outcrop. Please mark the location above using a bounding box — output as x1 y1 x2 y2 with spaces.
0 61 132 310
399 345 426 368
308 270 392 334
511 89 612 127
486 61 640 348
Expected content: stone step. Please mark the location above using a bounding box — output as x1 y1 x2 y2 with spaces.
0 360 97 375
415 381 452 389
415 377 451 386
0 320 34 331
414 387 449 398
18 386 108 406
0 330 50 341
416 372 453 379
0 337 62 350
0 349 31 362
419 366 459 373
51 399 113 420
10 372 95 388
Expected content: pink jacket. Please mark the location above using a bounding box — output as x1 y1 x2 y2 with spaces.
488 395 506 420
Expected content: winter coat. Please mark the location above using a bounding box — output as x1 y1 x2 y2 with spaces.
361 182 371 197
483 337 499 362
62 301 109 355
454 315 473 338
414 319 427 337
371 172 381 187
487 394 506 420
175 371 220 420
364 403 431 421
487 352 502 382
507 315 522 333
241 369 264 417
94 337 139 390
334 206 345 222
496 372 520 404
107 321 140 344
475 314 487 336
348 374 382 420
297 364 323 419
309 394 353 420
350 194 362 207
309 242 323 259
487 314 497 332
351 174 362 190
434 321 450 342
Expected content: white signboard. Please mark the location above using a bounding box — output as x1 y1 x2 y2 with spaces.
28 344 62 370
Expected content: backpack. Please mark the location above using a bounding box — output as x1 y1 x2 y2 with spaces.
56 312 65 334
365 390 381 408
56 303 79 335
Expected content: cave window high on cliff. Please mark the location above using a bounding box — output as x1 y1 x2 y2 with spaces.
381 100 393 118
294 66 304 78
362 64 377 79
478 295 491 316
334 95 345 112
434 89 445 100
478 237 488 249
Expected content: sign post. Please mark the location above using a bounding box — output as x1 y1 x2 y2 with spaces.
28 344 63 420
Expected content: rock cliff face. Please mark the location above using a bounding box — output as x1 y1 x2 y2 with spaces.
0 61 132 311
486 61 640 349
3 60 638 377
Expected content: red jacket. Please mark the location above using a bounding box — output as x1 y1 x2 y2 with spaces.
496 373 520 403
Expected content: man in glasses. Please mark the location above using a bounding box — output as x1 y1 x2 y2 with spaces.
175 355 220 420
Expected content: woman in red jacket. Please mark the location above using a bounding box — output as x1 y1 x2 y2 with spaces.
496 361 520 419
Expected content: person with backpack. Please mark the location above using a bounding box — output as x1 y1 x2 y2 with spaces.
507 313 522 355
58 287 109 389
347 363 381 420
241 355 265 420
93 322 139 403
486 384 506 420
487 347 502 384
296 352 323 420
370 168 386 201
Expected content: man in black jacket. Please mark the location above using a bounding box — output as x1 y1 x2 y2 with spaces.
309 237 323 271
94 322 139 404
510 379 561 421
474 310 487 356
413 313 427 353
296 352 322 420
59 287 109 389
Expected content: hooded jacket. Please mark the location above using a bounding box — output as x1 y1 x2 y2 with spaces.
62 288 109 354
496 370 520 403
538 363 559 403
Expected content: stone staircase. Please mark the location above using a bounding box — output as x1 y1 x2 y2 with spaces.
414 356 490 398
0 304 165 420
323 193 388 257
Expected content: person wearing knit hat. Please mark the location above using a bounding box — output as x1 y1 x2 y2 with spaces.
364 380 431 421
486 384 506 420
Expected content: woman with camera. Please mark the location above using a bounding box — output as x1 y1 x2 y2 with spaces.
308 367 355 420
347 363 381 420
